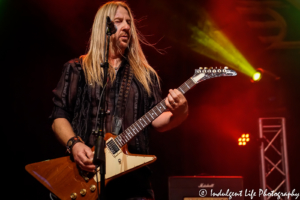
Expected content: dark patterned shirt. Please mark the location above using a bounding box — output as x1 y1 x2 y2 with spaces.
49 57 162 154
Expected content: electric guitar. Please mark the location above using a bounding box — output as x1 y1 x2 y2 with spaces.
25 66 237 200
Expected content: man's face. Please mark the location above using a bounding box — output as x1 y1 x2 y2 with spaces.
111 6 131 52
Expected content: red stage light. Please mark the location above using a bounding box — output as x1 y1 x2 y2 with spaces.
238 133 250 146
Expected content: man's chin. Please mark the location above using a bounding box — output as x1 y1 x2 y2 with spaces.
118 42 129 52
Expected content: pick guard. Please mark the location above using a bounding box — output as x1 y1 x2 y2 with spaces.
94 147 156 182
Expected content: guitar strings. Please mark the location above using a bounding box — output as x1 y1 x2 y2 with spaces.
114 78 196 147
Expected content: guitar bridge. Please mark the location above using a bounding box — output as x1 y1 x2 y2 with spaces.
77 165 94 182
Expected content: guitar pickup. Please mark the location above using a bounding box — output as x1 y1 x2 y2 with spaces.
106 138 121 157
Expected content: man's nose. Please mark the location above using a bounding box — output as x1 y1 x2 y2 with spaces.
121 21 130 31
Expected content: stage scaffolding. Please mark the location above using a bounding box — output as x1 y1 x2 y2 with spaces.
259 117 290 200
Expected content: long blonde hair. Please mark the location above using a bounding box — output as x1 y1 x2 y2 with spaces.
81 1 160 95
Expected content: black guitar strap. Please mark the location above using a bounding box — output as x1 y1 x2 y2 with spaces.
111 64 133 135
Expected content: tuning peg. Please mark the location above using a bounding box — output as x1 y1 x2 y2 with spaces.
209 67 213 69
204 67 208 69
199 67 203 69
224 66 228 69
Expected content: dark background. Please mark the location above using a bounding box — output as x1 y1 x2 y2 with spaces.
4 0 299 199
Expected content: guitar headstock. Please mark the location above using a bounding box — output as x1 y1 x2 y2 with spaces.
191 66 237 84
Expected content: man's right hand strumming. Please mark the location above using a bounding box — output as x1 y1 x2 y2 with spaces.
52 118 96 173
71 142 96 173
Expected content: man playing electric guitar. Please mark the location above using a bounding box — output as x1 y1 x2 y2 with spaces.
49 1 188 199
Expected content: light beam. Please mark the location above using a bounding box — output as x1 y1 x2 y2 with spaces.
190 12 257 79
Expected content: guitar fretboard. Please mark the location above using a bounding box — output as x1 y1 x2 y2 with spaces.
114 78 196 147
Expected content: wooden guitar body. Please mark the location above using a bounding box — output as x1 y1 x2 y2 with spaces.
25 133 157 200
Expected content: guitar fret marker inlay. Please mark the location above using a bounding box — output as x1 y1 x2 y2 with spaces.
160 103 166 110
153 111 158 116
157 106 162 112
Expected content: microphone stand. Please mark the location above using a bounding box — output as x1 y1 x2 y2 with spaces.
93 16 115 200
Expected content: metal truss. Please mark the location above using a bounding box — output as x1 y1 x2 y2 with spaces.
259 117 290 200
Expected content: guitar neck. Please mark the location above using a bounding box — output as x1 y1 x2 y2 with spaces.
114 78 196 147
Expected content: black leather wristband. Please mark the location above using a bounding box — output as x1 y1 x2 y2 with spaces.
66 136 84 154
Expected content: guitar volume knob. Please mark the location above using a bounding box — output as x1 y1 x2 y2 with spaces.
80 189 87 196
70 193 77 199
90 185 96 192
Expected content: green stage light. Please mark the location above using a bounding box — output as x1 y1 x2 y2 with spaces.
252 72 262 81
190 12 256 78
